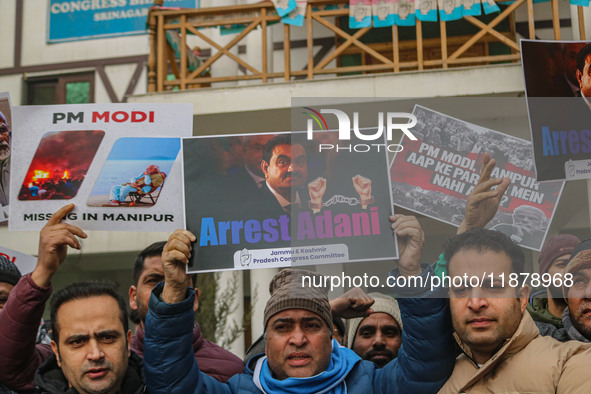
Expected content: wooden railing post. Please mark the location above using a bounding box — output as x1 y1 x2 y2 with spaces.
262 7 268 83
393 25 399 72
307 3 314 80
551 0 560 40
147 0 163 92
180 14 187 90
440 21 448 69
416 20 424 71
578 6 587 40
526 0 535 38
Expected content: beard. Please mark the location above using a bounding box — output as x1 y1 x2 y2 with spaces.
0 141 9 161
571 306 591 340
362 348 397 368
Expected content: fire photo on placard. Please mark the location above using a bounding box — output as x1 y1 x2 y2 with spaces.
17 130 104 201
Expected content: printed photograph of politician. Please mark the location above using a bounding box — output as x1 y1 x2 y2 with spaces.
521 39 591 181
522 40 590 98
0 93 11 221
17 130 104 201
390 105 564 251
182 132 397 272
87 137 179 208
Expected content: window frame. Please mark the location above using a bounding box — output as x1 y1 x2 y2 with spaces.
26 72 95 105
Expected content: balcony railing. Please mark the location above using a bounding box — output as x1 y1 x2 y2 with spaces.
147 0 588 92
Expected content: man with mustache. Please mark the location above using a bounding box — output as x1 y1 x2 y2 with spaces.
491 204 547 249
128 241 244 380
142 215 456 393
537 240 591 343
241 134 275 189
346 293 403 368
0 111 10 212
0 204 144 393
105 164 163 207
439 229 591 393
576 44 591 110
527 234 580 330
36 281 144 394
260 135 374 218
259 134 308 216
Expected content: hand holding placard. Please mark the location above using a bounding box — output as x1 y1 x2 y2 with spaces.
161 229 196 304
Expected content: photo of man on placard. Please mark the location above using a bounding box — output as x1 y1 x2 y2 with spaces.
182 132 396 273
0 94 11 221
521 39 591 181
576 43 591 109
0 111 10 213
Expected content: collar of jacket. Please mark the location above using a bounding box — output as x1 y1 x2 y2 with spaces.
34 352 145 394
454 311 539 392
244 353 264 376
132 323 204 358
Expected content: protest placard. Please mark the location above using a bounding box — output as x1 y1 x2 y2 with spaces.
0 93 11 222
9 103 192 231
390 105 564 251
521 39 591 182
0 245 37 276
183 131 397 273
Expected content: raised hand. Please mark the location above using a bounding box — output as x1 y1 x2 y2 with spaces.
161 229 197 304
32 204 87 287
390 214 424 277
458 152 510 234
352 175 372 209
330 287 375 319
308 177 327 213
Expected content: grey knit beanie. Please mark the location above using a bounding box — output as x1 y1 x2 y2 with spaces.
264 269 333 332
563 240 591 298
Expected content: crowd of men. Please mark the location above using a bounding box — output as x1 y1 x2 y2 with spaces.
2 136 591 393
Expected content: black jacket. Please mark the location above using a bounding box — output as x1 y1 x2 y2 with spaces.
34 352 145 394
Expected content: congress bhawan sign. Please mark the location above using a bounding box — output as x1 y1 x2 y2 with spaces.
47 0 197 43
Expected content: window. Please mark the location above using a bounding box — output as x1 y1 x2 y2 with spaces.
26 72 94 105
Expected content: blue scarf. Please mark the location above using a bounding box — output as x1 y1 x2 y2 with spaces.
253 340 360 394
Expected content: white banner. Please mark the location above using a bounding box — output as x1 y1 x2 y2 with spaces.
9 103 193 231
